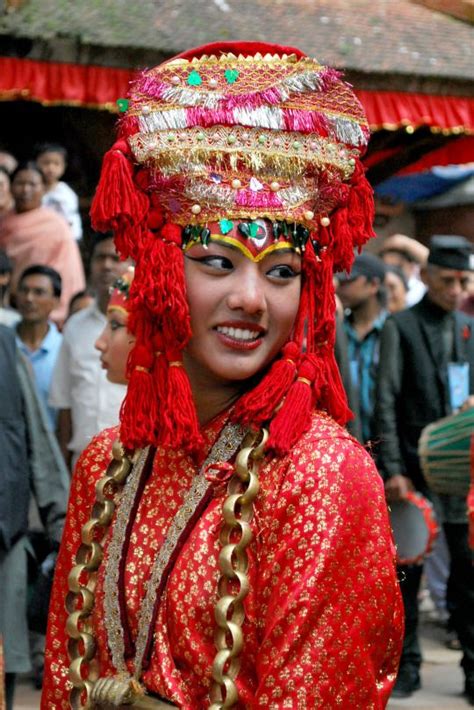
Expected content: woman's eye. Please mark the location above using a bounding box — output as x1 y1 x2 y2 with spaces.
267 264 300 280
189 255 233 271
110 320 125 331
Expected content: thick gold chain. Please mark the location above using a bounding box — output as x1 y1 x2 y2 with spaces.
65 428 266 709
209 428 268 710
66 440 136 710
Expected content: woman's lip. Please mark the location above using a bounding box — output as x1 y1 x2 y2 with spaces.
215 330 263 351
215 320 266 334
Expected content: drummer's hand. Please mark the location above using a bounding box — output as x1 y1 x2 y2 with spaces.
385 475 413 502
460 395 474 412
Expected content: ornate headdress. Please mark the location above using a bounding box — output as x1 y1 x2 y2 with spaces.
107 267 134 316
91 41 375 455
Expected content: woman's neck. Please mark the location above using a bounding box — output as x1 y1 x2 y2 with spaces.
183 354 244 426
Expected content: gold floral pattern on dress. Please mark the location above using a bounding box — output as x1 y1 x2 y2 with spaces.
42 413 403 709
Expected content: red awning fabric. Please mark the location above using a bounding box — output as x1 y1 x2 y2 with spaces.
396 136 474 175
0 56 135 110
356 89 474 134
1 56 473 134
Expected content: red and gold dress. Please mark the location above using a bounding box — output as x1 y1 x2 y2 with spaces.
42 411 403 709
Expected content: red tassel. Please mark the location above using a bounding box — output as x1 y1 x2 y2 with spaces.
268 357 317 455
324 159 375 274
120 337 158 450
150 332 166 443
90 140 149 260
318 352 352 425
162 351 202 454
234 341 300 426
347 159 375 250
119 221 199 453
159 225 191 350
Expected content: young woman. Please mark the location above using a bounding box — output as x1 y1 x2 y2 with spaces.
42 42 403 709
95 269 135 385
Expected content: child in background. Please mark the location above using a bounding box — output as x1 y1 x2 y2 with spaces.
34 143 82 241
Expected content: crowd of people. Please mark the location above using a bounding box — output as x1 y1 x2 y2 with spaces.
0 40 472 710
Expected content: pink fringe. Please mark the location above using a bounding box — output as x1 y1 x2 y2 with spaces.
186 107 236 128
134 76 168 100
319 67 343 90
235 190 283 208
283 109 330 135
225 86 284 110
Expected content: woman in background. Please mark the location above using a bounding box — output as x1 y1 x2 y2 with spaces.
0 162 84 325
95 269 135 385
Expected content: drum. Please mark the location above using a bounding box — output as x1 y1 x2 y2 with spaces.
418 407 473 497
389 491 438 566
468 434 474 551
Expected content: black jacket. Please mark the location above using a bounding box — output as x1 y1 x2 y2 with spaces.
0 325 30 549
0 325 68 551
375 296 474 491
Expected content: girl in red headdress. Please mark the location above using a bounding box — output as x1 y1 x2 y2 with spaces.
95 268 135 386
42 42 403 710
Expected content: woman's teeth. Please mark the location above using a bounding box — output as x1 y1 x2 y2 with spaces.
216 326 260 341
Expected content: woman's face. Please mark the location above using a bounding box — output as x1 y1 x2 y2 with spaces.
11 168 45 213
95 308 135 384
183 231 301 389
385 271 407 313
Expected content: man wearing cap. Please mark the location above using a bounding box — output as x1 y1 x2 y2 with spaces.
337 252 388 444
376 235 474 701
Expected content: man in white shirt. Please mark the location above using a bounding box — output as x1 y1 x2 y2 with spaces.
49 234 132 469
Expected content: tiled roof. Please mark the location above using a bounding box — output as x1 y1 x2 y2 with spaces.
1 0 472 82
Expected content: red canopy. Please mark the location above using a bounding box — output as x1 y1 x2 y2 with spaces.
1 56 473 134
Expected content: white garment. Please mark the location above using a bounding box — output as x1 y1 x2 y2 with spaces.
406 276 426 307
0 306 20 327
49 302 126 460
43 181 83 241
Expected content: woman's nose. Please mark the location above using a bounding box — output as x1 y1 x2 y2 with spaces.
226 269 266 315
94 328 107 352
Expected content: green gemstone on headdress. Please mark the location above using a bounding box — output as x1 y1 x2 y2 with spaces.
219 219 234 235
248 222 259 238
116 98 129 112
187 70 202 86
224 69 239 84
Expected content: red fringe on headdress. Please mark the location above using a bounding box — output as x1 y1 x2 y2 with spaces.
330 159 375 273
120 315 158 451
122 222 201 454
234 341 301 426
268 357 318 456
90 140 149 260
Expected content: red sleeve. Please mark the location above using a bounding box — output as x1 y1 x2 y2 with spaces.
41 428 116 710
253 433 403 709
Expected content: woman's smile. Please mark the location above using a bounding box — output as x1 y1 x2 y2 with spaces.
214 320 266 350
183 232 301 389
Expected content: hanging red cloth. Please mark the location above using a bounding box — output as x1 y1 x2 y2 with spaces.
1 56 474 135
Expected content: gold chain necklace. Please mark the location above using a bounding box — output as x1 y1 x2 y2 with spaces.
66 423 265 708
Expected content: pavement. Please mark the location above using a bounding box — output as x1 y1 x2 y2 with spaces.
12 619 471 710
388 620 467 710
